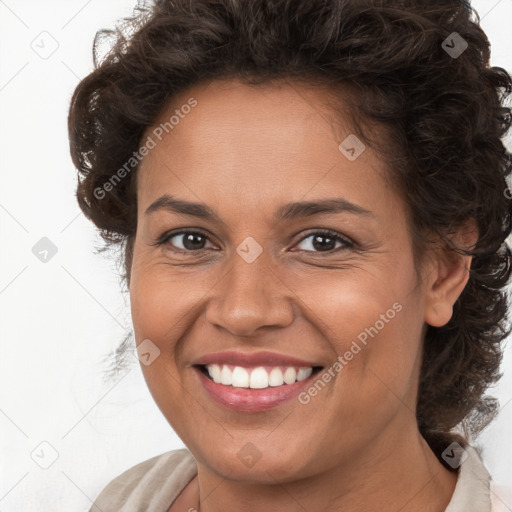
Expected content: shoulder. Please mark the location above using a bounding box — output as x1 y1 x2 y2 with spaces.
90 448 197 512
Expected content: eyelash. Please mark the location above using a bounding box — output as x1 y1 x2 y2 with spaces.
152 228 355 254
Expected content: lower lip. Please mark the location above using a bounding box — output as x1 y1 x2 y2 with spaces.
194 367 320 412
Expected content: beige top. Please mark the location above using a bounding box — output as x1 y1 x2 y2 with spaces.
90 445 496 511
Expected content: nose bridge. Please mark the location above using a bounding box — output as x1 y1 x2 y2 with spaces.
205 247 294 336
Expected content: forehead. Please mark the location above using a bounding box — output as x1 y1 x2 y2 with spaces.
144 77 350 157
136 78 399 220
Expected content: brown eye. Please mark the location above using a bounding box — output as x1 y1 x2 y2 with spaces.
294 230 353 253
158 230 215 251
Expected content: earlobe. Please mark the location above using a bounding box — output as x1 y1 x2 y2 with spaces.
424 220 477 328
424 255 472 327
426 298 455 328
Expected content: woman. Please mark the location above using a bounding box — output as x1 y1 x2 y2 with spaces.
68 0 512 510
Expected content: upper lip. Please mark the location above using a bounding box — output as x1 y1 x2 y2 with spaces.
192 350 323 368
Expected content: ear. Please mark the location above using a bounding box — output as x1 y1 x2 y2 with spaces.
424 219 479 328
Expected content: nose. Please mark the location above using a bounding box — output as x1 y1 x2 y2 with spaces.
205 252 294 337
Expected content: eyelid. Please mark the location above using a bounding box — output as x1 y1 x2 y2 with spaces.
154 227 355 253
152 228 217 249
292 229 354 252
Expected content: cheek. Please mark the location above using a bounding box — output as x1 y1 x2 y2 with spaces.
129 262 199 438
291 262 423 402
129 260 210 344
291 260 417 342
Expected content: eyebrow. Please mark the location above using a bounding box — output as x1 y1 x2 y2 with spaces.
144 194 374 222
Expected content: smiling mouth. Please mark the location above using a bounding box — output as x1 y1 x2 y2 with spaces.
196 363 324 389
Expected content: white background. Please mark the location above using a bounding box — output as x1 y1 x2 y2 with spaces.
0 1 511 510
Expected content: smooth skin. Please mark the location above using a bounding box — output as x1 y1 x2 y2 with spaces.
129 78 476 512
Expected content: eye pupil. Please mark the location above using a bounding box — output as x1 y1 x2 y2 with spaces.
183 233 206 250
312 234 336 251
161 230 349 254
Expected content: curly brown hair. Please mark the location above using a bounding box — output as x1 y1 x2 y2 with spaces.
68 0 512 463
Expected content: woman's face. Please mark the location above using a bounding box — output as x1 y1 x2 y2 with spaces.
129 78 432 480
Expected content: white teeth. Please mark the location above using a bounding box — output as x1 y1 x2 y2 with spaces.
208 364 222 383
283 367 297 385
249 367 269 389
204 364 314 388
231 366 250 388
220 365 232 385
296 367 313 381
268 367 284 387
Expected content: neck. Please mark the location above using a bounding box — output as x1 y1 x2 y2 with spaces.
193 426 458 512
